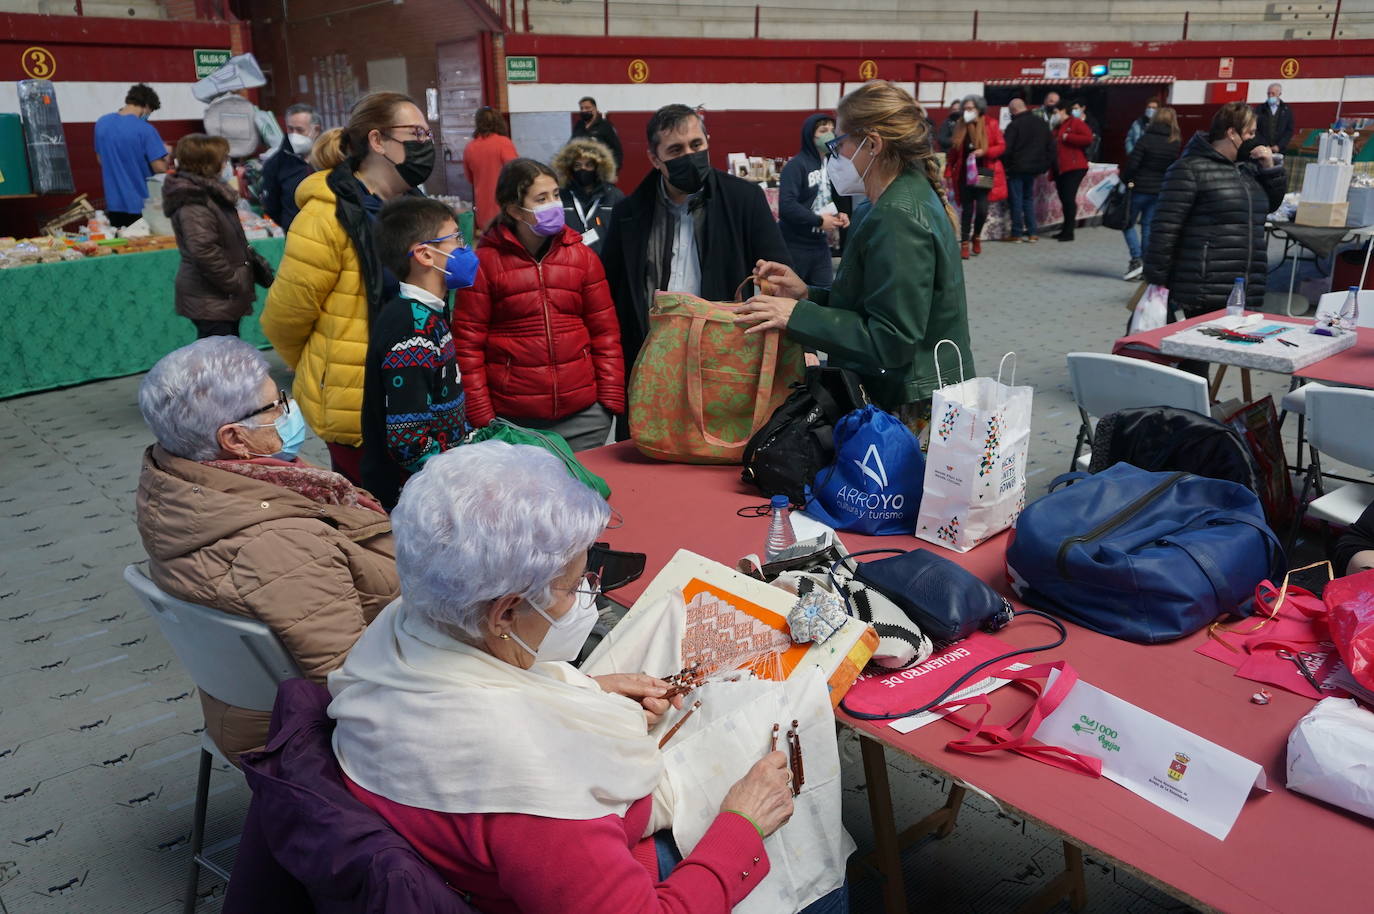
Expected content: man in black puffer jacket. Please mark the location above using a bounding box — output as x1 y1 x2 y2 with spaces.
1145 102 1286 318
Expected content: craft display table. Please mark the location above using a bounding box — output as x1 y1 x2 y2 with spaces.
1114 309 1374 401
579 442 1372 914
0 237 284 399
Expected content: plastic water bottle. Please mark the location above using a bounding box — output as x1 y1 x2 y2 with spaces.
1226 277 1246 318
1338 285 1360 331
765 495 797 560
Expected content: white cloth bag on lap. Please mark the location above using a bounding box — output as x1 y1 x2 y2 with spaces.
915 345 1033 553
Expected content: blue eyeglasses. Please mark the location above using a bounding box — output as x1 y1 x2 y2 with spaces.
408 230 465 256
824 133 850 158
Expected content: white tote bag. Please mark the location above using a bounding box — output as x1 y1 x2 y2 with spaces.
915 343 1033 553
581 552 854 912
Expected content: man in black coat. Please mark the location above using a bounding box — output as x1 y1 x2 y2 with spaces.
1254 83 1296 152
1001 99 1054 242
571 96 624 169
599 104 791 433
260 103 319 232
1144 102 1287 319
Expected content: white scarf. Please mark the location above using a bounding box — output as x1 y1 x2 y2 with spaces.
328 600 665 819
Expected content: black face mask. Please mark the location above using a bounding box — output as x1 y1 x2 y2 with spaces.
579 110 593 123
392 140 435 187
1235 137 1261 162
664 149 711 195
573 168 598 187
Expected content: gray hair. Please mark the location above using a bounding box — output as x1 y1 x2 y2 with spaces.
138 337 270 460
284 103 322 128
963 94 988 114
391 441 610 641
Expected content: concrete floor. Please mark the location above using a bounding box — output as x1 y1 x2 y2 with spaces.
0 225 1352 913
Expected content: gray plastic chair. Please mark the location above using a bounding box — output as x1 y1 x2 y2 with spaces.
1290 387 1374 549
123 564 302 914
1065 352 1211 472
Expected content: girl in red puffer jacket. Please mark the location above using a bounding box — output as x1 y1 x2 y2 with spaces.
455 158 626 450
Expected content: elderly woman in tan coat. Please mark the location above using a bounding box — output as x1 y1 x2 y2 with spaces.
135 336 398 766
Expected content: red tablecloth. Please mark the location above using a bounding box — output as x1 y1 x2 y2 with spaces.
1114 308 1374 388
579 442 1373 914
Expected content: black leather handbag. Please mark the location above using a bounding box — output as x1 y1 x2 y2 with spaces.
847 548 1014 644
741 366 864 504
1100 180 1133 231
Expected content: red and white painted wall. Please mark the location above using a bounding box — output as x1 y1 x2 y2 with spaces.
498 36 1374 190
0 12 249 234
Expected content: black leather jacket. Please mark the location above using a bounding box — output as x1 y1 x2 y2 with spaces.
1143 133 1286 316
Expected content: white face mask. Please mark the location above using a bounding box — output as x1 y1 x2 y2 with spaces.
828 135 872 197
508 587 599 663
288 132 314 157
962 109 977 123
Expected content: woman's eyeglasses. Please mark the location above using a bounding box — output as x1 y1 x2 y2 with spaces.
388 124 435 143
572 571 602 596
232 388 290 426
824 133 852 158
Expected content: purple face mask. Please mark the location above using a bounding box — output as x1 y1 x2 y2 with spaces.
522 201 565 237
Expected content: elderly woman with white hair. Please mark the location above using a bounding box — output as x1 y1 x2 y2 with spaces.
328 441 805 914
135 336 398 766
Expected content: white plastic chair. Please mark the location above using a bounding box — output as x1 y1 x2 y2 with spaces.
123 564 302 914
1290 388 1374 548
1278 290 1374 468
1065 352 1212 472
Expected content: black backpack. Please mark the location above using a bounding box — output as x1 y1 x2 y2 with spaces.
741 367 864 503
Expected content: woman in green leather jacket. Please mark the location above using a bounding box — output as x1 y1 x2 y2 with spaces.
735 80 974 442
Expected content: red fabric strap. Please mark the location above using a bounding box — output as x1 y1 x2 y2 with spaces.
932 661 1103 778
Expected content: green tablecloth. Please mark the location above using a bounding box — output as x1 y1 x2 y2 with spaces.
1 237 285 399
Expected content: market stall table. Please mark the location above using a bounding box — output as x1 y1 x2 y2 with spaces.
1113 309 1374 400
0 237 284 399
1267 221 1374 316
578 441 1373 914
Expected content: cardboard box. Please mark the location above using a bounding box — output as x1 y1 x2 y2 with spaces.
1301 162 1353 204
1296 200 1350 227
1347 186 1374 227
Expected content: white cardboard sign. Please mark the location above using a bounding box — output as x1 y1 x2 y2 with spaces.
1038 671 1268 840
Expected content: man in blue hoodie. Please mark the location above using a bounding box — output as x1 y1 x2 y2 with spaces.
777 113 849 289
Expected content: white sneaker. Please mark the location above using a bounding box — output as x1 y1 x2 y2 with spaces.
1123 259 1144 281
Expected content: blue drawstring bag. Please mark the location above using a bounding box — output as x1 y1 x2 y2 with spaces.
803 405 925 535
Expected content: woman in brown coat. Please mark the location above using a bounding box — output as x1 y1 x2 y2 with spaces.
164 133 275 338
135 337 398 765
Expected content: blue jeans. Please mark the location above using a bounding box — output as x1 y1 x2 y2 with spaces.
1123 191 1159 260
1007 172 1039 238
786 240 835 290
654 831 850 912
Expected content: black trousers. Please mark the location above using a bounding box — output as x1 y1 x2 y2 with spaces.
958 184 990 242
193 319 241 338
1055 169 1087 238
786 241 835 289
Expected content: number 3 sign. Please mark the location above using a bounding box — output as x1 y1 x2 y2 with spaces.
22 47 57 80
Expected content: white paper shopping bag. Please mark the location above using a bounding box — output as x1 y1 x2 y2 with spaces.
915 346 1033 552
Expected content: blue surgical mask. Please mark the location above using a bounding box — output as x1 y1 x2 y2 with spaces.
424 243 479 290
1072 109 1085 120
1268 97 1279 108
245 401 306 461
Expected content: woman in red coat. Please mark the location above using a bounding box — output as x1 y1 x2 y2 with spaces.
943 94 1006 259
455 158 626 451
1051 99 1095 242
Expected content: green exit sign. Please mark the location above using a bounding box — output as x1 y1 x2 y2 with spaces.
506 56 538 83
1107 58 1133 78
194 49 232 79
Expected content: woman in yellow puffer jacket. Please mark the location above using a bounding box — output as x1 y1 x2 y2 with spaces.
261 91 435 482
